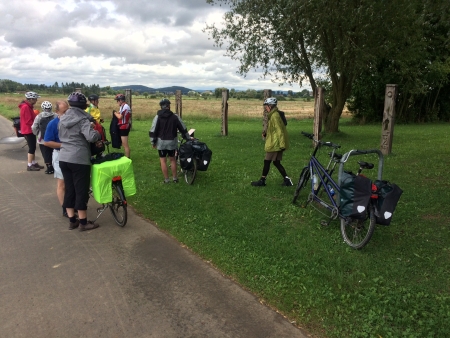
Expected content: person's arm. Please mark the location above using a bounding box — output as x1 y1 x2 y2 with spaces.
149 116 159 147
176 115 191 140
31 114 40 135
80 118 100 143
43 140 61 149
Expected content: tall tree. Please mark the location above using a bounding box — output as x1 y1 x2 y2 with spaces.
205 0 425 132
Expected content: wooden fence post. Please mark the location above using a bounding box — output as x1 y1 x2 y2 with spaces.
262 89 272 139
313 87 324 144
175 90 182 118
221 89 229 136
380 84 398 155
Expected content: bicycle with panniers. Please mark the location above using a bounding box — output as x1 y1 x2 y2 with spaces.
293 131 402 249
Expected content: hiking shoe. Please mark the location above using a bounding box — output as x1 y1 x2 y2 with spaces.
45 168 54 174
27 165 40 171
173 178 179 183
251 179 266 186
68 219 79 230
33 163 45 169
282 177 293 186
79 221 99 232
163 179 171 184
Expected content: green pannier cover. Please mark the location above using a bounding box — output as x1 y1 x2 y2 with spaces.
91 157 136 203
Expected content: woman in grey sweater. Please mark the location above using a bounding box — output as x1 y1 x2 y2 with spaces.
59 92 100 231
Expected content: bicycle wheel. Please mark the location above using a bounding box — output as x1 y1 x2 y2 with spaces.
109 182 127 227
340 203 376 249
292 166 310 204
184 159 197 185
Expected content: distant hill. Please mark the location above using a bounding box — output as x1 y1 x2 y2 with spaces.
112 85 194 95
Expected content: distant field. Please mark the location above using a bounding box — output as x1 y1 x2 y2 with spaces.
0 93 350 121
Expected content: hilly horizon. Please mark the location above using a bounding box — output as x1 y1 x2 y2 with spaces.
112 85 196 94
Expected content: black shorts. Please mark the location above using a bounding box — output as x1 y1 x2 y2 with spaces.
119 129 130 137
158 149 176 158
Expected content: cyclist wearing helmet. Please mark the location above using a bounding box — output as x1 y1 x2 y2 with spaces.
149 98 191 183
113 94 131 158
19 91 44 171
59 92 101 231
85 94 102 123
32 101 57 174
251 97 293 187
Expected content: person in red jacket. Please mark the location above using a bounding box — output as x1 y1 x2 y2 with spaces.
19 91 44 171
113 94 131 158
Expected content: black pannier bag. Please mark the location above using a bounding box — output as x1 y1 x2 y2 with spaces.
179 141 194 170
190 140 212 171
340 171 372 219
374 180 403 225
197 148 212 171
12 117 23 137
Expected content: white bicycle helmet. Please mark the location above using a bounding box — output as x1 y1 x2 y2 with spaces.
41 101 52 110
263 97 277 106
25 91 40 99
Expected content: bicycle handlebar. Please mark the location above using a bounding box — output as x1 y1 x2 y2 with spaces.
301 131 340 149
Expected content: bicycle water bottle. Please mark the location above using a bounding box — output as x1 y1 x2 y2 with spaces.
313 174 319 191
327 184 335 197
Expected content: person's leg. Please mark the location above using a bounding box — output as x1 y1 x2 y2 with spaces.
56 179 65 206
251 159 271 186
160 157 169 180
60 161 76 220
169 156 177 180
121 136 130 158
24 134 39 170
273 158 293 186
72 163 98 231
53 150 66 215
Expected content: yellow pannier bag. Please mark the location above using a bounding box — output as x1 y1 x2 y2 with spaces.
91 156 136 204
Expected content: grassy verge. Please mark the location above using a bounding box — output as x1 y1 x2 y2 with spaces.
2 100 449 337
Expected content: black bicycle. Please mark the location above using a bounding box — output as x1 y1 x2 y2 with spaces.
293 132 383 249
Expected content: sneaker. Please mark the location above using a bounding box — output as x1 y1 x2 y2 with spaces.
79 221 99 232
282 177 293 186
45 166 54 174
163 179 170 184
68 219 79 230
173 178 179 183
33 163 45 169
27 165 40 171
251 179 266 186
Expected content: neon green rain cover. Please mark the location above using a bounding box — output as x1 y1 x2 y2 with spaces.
91 157 136 204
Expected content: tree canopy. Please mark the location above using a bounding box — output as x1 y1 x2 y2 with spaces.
205 0 450 132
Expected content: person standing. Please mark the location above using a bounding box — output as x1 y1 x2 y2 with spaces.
113 94 131 158
251 97 293 187
59 92 101 231
32 101 57 174
43 100 69 217
85 94 102 123
149 98 191 183
19 91 44 171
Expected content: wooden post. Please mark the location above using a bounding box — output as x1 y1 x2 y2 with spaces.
175 90 182 118
313 87 324 144
221 89 229 136
262 89 272 139
380 84 398 155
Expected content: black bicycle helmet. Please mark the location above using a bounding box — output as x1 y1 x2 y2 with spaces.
115 94 126 101
159 98 171 108
67 92 88 109
88 94 99 101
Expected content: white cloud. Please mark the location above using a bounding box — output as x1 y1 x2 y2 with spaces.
0 0 304 91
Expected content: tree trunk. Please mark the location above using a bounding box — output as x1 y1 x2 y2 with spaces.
324 87 347 133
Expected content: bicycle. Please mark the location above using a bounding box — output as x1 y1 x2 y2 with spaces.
293 132 383 249
90 140 129 227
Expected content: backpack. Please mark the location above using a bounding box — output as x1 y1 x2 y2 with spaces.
39 115 55 141
278 110 287 126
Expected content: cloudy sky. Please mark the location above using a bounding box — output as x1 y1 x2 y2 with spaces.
0 0 303 92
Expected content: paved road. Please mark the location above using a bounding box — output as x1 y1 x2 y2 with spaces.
0 115 309 338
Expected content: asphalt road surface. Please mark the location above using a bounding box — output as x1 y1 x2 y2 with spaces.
0 114 309 338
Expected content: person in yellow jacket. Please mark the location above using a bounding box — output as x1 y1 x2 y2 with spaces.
251 97 293 187
85 94 102 123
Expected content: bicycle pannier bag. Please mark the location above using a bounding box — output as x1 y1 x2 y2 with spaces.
340 171 372 219
12 117 23 137
197 148 212 171
191 140 208 155
179 141 194 170
374 180 403 225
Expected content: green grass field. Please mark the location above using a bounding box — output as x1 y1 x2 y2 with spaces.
2 97 449 337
